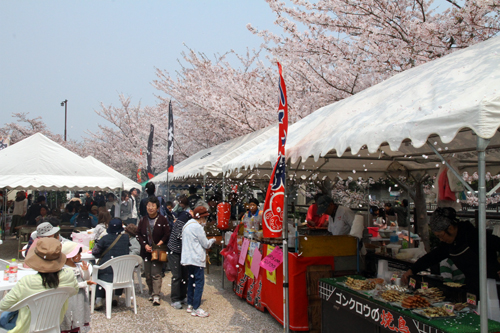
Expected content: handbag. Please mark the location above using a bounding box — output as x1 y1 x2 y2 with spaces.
151 244 168 262
147 216 168 262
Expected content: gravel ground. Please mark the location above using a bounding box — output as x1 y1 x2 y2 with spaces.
1 237 284 333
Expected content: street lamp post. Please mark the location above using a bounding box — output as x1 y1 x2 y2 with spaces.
61 100 67 141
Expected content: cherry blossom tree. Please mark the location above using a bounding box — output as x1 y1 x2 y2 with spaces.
83 95 172 179
0 112 84 155
248 0 500 110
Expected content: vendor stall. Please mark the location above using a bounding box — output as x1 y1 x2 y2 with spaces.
320 276 500 333
231 234 358 331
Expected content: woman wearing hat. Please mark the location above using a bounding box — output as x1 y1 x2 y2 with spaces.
25 221 62 260
181 206 216 317
91 218 130 309
0 238 79 333
402 207 500 297
137 196 171 306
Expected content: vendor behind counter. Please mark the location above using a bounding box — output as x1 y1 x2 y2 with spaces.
402 207 500 297
316 195 355 235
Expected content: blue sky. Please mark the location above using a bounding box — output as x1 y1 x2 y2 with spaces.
0 1 280 141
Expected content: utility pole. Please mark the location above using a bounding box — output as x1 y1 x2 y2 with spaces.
61 100 68 141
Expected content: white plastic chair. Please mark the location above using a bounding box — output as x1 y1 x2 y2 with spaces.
134 264 143 294
0 259 9 270
0 286 75 333
0 258 27 271
90 255 142 319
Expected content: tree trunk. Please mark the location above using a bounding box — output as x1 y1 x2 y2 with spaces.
414 179 430 252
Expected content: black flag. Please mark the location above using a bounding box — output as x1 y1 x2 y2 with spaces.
167 101 174 173
147 124 154 179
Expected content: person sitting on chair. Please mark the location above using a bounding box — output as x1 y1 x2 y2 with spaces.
0 238 79 332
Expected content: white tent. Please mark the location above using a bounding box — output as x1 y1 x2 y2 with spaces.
222 36 500 332
152 126 277 183
0 133 123 190
84 156 141 191
224 36 500 179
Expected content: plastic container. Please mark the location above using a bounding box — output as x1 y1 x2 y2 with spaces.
9 259 17 283
367 227 379 238
3 265 9 281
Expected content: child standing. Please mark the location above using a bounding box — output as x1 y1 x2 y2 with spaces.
181 206 216 317
61 242 95 333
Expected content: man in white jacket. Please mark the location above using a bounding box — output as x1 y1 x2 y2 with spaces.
181 206 215 318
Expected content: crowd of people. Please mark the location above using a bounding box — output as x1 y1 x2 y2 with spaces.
0 182 228 332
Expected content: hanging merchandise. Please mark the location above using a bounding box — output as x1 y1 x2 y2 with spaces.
220 231 239 282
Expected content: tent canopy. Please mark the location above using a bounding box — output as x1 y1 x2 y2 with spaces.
223 36 500 180
152 126 277 183
84 156 141 191
0 133 123 190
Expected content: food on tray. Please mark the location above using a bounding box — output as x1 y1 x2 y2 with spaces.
367 278 385 285
401 295 430 309
449 303 468 311
383 284 408 292
443 282 464 288
345 277 376 290
421 306 455 318
414 287 445 303
379 290 406 302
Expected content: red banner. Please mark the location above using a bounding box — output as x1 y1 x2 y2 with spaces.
262 62 288 238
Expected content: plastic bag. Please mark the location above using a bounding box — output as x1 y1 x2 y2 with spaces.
221 231 239 282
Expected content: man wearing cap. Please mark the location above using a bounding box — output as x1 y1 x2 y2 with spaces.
0 238 79 332
402 207 500 297
92 218 131 309
316 196 356 236
181 206 216 317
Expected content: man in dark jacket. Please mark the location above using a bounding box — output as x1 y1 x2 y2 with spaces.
92 218 131 309
25 196 47 225
187 185 201 210
167 208 193 309
136 196 171 305
403 207 500 297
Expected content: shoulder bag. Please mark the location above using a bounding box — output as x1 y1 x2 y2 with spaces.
96 234 122 264
147 216 168 262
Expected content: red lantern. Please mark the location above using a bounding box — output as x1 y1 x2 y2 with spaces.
217 202 231 230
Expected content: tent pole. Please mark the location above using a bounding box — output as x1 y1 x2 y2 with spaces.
426 141 474 193
167 172 170 202
2 187 6 241
283 159 290 333
203 174 207 201
222 173 226 289
477 137 489 333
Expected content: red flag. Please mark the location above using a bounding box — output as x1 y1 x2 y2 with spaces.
262 62 288 238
